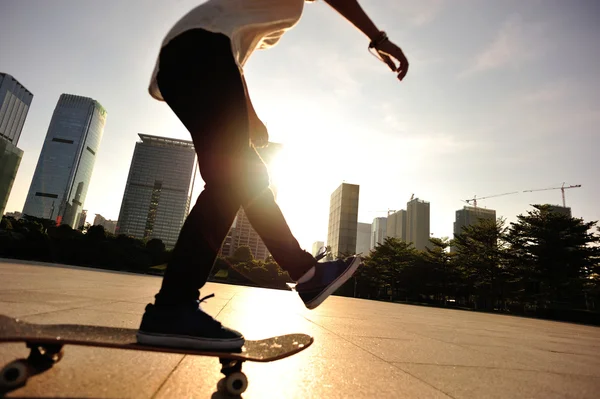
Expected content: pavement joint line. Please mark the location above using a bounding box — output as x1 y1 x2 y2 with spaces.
413 332 600 378
301 314 456 399
151 354 188 399
8 300 121 320
390 361 600 378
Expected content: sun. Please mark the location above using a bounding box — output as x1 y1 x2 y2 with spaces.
264 140 338 251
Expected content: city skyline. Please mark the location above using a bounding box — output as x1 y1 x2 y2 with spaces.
2 0 599 252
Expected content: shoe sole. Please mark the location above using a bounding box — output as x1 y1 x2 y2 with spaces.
304 256 363 310
137 331 244 351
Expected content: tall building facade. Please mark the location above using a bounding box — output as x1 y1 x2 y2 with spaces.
452 206 496 252
406 198 430 251
22 94 106 226
116 134 196 248
93 213 117 234
327 183 359 258
387 210 407 241
0 73 33 216
0 73 33 145
356 222 372 255
221 142 283 260
546 204 572 217
370 217 387 249
453 206 496 237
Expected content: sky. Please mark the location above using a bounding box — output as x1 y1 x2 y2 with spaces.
1 0 599 252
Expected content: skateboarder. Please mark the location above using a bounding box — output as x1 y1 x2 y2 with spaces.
138 0 409 351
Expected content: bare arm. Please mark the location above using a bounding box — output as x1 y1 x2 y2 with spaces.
323 0 409 81
323 0 381 40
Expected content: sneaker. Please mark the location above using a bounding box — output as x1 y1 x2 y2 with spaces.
296 256 362 310
136 294 244 351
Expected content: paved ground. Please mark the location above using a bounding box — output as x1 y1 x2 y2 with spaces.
0 260 599 398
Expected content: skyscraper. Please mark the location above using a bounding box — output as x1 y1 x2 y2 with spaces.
387 210 407 241
545 204 572 217
452 206 496 252
370 217 387 249
0 73 33 145
327 183 359 258
453 206 496 237
0 73 33 216
116 134 196 248
356 222 372 255
93 214 117 234
223 142 283 260
406 198 430 251
22 94 106 226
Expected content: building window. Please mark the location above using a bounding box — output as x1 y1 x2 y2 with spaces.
52 137 74 144
35 192 58 198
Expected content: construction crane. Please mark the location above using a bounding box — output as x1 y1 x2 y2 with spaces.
523 183 581 208
463 191 519 208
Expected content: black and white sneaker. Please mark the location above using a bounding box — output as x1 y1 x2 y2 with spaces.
296 256 362 310
136 294 244 351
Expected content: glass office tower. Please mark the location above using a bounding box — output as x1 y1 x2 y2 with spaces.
22 94 106 226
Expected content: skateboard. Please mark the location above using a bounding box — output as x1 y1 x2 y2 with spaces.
0 314 313 396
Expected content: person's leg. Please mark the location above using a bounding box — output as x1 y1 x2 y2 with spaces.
138 30 249 349
151 30 250 305
153 30 316 305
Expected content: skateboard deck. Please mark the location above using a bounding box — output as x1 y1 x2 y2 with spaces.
0 314 313 395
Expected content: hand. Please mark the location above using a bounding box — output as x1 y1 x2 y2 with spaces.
375 39 409 81
249 116 269 148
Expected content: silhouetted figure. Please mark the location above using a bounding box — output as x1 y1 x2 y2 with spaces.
138 0 409 351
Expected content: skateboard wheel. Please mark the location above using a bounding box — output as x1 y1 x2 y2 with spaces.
225 371 248 395
0 359 29 390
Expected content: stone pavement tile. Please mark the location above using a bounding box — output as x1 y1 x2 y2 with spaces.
81 301 151 316
346 337 518 368
19 307 142 329
221 287 301 312
156 348 451 399
2 344 182 398
302 314 417 339
465 335 600 358
81 297 230 318
308 296 410 319
395 363 600 399
152 355 224 399
463 344 600 377
0 290 101 306
216 308 318 339
30 286 158 302
0 300 105 319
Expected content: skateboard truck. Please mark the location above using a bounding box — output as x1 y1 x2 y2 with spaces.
218 357 248 395
1 343 64 393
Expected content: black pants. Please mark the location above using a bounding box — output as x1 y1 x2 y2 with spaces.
154 29 316 305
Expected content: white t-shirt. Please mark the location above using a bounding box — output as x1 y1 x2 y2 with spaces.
149 0 306 101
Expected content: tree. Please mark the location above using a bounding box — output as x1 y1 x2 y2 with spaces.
507 205 600 309
453 218 509 310
146 238 167 265
0 216 12 230
423 237 456 304
86 225 106 242
362 237 417 301
231 246 254 264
